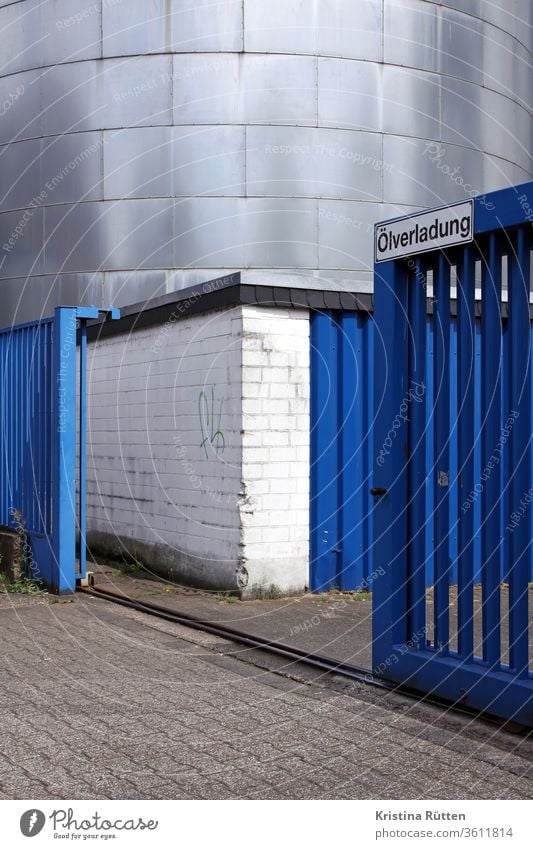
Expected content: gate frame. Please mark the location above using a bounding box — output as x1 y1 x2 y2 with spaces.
1 306 119 594
372 182 533 725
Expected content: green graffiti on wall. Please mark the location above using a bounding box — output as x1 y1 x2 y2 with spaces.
199 387 225 458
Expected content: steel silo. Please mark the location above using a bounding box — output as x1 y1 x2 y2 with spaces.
0 0 532 322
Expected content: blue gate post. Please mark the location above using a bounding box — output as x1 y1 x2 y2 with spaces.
78 318 88 582
52 308 78 594
73 307 120 588
51 307 119 593
0 305 119 594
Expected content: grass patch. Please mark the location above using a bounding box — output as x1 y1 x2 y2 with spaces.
111 559 145 577
122 558 144 574
249 583 282 600
0 572 45 595
215 592 240 604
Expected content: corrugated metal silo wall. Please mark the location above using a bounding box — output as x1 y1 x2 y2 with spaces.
310 310 529 591
0 1 532 323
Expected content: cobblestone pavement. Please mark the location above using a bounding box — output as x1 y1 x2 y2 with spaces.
0 591 531 800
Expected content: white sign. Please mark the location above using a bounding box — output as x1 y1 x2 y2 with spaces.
375 200 474 263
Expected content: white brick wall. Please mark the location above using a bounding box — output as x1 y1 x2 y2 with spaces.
240 305 310 595
85 303 311 596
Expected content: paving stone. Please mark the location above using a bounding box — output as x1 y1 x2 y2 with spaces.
0 599 530 800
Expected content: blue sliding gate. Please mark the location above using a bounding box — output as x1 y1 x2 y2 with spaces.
311 310 533 592
0 306 118 593
372 184 533 725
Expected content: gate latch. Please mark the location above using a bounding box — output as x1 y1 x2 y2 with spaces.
370 487 388 497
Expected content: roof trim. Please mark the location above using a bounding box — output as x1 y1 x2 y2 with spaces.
86 271 526 341
86 272 373 341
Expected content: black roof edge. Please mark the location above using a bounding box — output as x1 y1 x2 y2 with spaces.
85 272 527 341
85 272 377 341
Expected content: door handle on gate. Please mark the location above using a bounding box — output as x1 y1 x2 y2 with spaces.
370 487 388 497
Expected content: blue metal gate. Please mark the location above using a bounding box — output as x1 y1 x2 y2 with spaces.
310 310 533 593
0 306 118 593
372 184 533 725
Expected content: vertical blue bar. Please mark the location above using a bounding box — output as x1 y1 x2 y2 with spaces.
500 314 510 587
339 312 364 590
359 313 374 580
0 333 4 521
372 259 409 669
47 321 53 534
407 256 427 640
310 312 339 592
507 226 531 677
22 329 29 534
449 317 459 586
365 314 374 583
40 325 46 533
433 253 451 654
473 320 482 583
79 321 87 579
52 308 77 593
531 319 533 586
481 233 502 668
456 246 476 660
14 333 19 514
425 315 435 588
6 337 12 515
39 323 47 535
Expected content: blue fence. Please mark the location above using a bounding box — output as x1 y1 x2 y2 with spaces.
371 183 533 725
311 308 532 592
0 306 118 593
